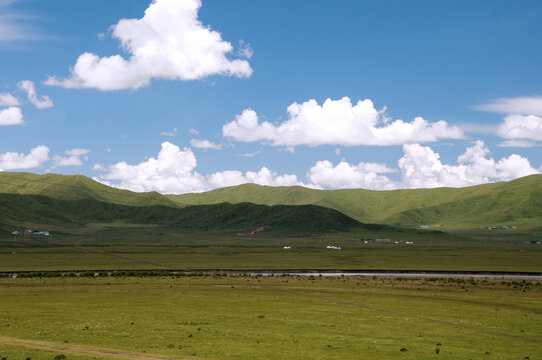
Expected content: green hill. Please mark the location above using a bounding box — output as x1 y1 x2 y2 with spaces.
0 172 177 207
1 171 541 230
170 175 542 229
0 193 363 231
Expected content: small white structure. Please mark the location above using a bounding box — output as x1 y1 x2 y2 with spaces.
283 246 291 249
326 245 342 250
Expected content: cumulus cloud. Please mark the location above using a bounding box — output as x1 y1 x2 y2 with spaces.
307 141 540 190
190 139 223 150
307 160 397 190
497 114 542 142
97 141 301 194
52 148 90 167
17 80 53 108
476 96 542 116
0 106 23 125
0 145 49 171
45 0 252 91
0 93 20 106
398 141 539 188
207 167 300 189
223 97 465 147
96 141 540 194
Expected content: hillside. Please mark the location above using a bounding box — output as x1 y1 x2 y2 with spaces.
170 175 542 229
1 172 541 230
0 193 363 231
0 172 177 207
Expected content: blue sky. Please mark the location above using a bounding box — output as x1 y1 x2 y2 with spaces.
1 0 541 193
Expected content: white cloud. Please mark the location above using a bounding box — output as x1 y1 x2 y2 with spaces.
161 128 177 137
52 148 90 167
398 141 539 188
498 140 539 148
100 142 206 193
307 160 397 190
0 93 20 106
476 96 542 116
0 106 23 125
223 97 465 147
96 140 540 194
307 141 540 190
189 128 199 135
17 80 53 109
93 163 105 171
97 141 301 194
190 139 223 150
497 114 542 142
0 145 49 171
207 167 300 189
45 0 252 91
237 40 253 59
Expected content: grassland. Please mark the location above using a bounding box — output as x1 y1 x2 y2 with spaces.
0 276 540 360
1 226 541 273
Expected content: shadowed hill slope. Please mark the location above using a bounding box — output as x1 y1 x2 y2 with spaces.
0 193 364 231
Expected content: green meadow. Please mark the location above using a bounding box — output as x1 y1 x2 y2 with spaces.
1 226 541 273
0 276 540 360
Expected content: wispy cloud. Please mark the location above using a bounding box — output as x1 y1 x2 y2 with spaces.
475 96 542 116
0 1 49 46
161 128 177 137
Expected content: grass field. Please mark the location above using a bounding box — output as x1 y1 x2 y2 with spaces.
1 226 541 273
0 276 540 360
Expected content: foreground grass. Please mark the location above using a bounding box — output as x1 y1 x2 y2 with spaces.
0 276 540 360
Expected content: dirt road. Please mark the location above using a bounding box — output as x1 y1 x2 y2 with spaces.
0 336 197 360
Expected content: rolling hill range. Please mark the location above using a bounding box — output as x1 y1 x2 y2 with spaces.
0 172 541 231
170 175 542 230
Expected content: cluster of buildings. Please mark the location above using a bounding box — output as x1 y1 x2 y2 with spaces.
480 226 515 230
237 225 273 236
11 230 50 236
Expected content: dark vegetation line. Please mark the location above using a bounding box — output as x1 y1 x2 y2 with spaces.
9 237 542 346
4 268 542 277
